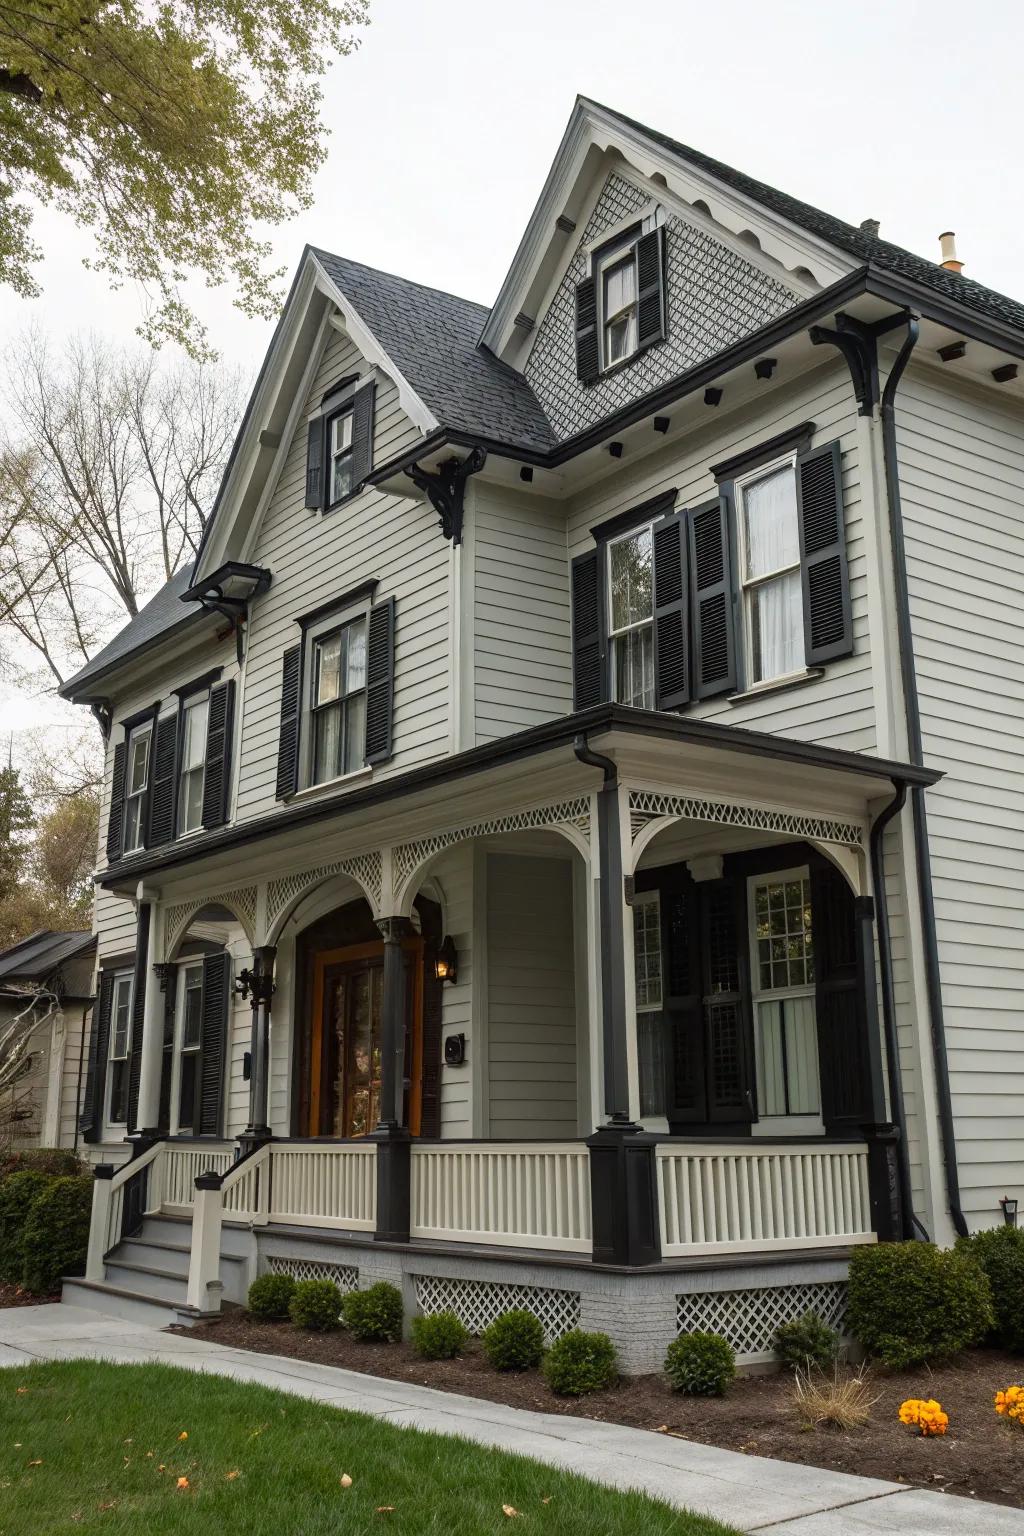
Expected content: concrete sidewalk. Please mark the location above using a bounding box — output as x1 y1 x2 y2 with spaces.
0 1303 1016 1534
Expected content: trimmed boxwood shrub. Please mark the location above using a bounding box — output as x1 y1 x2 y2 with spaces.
21 1176 92 1294
0 1148 81 1181
542 1330 618 1396
247 1272 297 1320
289 1278 342 1331
0 1170 52 1284
847 1241 993 1368
411 1311 469 1360
774 1311 840 1373
958 1226 1024 1352
482 1309 545 1371
341 1282 404 1342
664 1332 736 1396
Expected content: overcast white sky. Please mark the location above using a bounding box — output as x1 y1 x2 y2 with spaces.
3 0 1023 748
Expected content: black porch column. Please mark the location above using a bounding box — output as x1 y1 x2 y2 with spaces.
854 895 904 1241
238 945 276 1154
370 917 412 1243
578 748 661 1266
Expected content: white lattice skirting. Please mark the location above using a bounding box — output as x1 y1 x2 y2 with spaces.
676 1281 848 1358
267 1256 359 1294
414 1275 581 1342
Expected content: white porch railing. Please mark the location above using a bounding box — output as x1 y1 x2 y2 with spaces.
410 1143 592 1253
152 1141 236 1215
266 1142 377 1230
85 1139 166 1280
656 1142 874 1257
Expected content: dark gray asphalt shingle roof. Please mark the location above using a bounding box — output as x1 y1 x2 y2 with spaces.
593 100 1024 336
0 930 96 983
312 249 557 452
60 563 196 700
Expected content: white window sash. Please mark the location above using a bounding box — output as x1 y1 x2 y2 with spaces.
735 454 805 685
746 866 822 1129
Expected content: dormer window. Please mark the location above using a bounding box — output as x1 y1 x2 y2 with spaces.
574 223 666 384
600 249 638 367
328 406 355 505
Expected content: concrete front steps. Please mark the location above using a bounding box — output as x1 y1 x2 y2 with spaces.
62 1212 250 1328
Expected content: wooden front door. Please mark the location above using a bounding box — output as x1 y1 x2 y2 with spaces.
307 938 424 1137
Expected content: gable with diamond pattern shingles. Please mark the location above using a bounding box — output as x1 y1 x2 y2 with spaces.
526 173 801 440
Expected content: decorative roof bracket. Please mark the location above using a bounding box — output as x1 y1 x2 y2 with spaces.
405 447 487 546
809 312 879 417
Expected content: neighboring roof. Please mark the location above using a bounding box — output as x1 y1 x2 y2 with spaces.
592 99 1024 338
60 563 197 700
313 249 557 453
0 930 96 984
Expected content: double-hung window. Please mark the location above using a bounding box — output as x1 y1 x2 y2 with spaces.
123 723 153 854
107 972 133 1127
608 522 655 709
312 617 368 784
736 457 804 686
748 868 822 1131
327 405 355 506
599 245 639 367
177 694 209 836
175 964 204 1133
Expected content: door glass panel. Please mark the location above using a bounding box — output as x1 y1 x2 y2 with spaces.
327 963 384 1137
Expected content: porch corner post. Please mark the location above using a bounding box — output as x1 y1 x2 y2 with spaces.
185 1171 225 1315
239 945 276 1155
370 916 412 1243
854 894 904 1241
135 899 165 1135
575 737 661 1266
86 1164 115 1282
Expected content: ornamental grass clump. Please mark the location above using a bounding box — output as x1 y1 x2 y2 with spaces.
774 1311 840 1374
411 1311 469 1360
899 1397 949 1436
664 1332 735 1396
289 1278 343 1332
542 1330 618 1396
793 1366 877 1430
341 1281 404 1342
995 1385 1024 1426
847 1241 993 1368
247 1272 297 1320
482 1309 545 1371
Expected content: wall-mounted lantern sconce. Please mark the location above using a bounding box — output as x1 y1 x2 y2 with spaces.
999 1194 1018 1227
433 934 458 985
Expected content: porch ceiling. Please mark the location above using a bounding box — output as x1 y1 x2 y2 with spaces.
99 703 938 905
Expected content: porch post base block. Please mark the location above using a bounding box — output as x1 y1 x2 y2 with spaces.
370 1127 411 1244
586 1127 661 1267
861 1122 903 1241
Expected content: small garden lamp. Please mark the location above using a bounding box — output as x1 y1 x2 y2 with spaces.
999 1194 1018 1227
433 935 458 984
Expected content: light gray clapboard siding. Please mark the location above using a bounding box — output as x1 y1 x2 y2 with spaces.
59 1003 90 1149
431 844 474 1138
486 852 578 1139
897 365 1024 1229
566 359 876 753
235 328 448 821
472 485 572 744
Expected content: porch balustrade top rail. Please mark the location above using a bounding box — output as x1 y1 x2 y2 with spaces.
656 1141 875 1257
410 1142 592 1253
153 1140 236 1215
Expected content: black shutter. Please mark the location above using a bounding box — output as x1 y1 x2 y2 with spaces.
157 963 177 1134
275 645 302 800
701 879 754 1123
81 971 114 1141
350 380 376 491
126 904 151 1133
365 597 395 765
797 440 852 664
570 549 606 709
304 418 324 509
663 876 707 1126
652 510 690 711
574 276 600 383
198 951 230 1137
689 495 736 699
811 863 870 1131
105 740 128 864
201 679 235 829
147 712 179 848
635 227 666 351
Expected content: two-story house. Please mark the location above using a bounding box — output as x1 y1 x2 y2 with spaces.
59 98 1024 1372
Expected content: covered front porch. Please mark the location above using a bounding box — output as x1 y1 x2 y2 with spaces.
80 707 936 1361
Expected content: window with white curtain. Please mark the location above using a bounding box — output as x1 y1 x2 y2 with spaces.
607 523 655 709
312 617 368 785
736 457 804 685
600 248 639 366
178 694 209 835
748 868 822 1130
106 971 133 1127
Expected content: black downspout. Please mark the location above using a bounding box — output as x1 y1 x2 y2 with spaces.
869 778 928 1239
879 316 968 1238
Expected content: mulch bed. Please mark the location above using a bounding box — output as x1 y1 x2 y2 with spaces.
0 1283 57 1308
176 1313 1024 1509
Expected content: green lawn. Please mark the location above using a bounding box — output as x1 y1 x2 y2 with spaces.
0 1360 736 1536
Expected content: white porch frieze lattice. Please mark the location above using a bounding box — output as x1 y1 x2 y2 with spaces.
164 885 258 954
627 789 864 852
392 796 591 904
265 850 385 932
